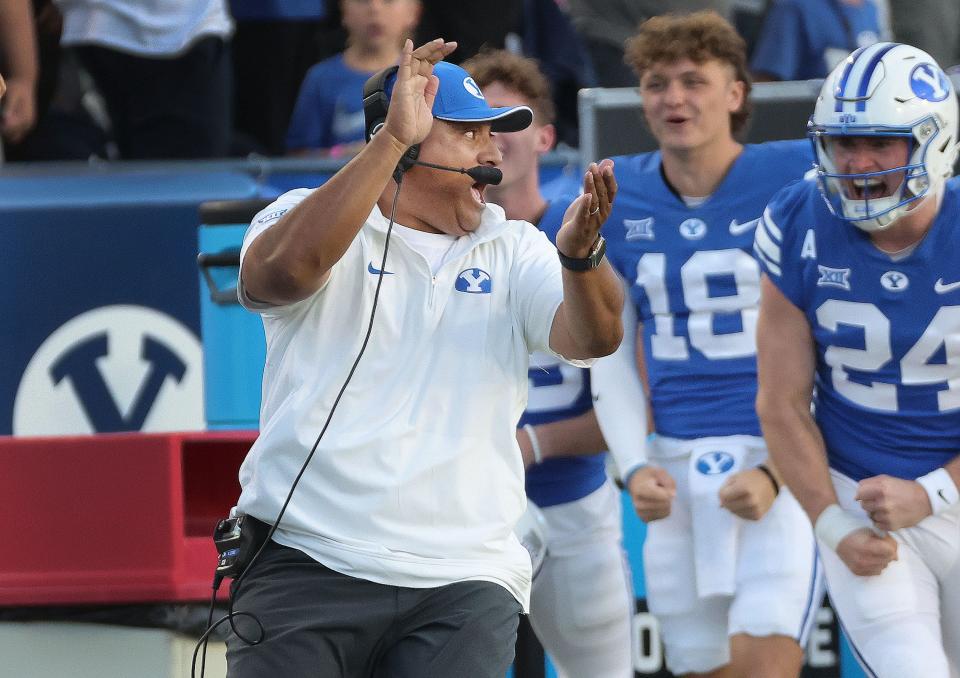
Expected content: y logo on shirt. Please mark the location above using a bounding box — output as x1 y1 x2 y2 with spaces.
679 218 707 240
456 268 492 293
880 270 909 292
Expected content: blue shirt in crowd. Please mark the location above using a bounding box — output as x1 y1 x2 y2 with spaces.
751 0 882 80
286 53 371 153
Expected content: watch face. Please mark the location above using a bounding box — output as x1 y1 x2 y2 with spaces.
558 235 605 271
589 236 606 267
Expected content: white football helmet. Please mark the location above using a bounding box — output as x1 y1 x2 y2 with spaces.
808 42 959 231
514 500 548 581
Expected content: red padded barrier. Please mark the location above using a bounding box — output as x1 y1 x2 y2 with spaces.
0 431 256 605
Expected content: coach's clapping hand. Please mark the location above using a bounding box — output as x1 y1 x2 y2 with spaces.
627 466 675 522
836 528 899 577
381 38 457 151
856 474 932 532
556 160 617 259
719 468 777 521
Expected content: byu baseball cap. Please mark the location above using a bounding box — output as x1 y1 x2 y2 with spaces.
389 61 533 132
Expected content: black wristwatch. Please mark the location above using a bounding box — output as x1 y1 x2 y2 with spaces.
557 235 606 271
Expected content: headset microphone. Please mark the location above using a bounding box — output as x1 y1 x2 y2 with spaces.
411 160 503 186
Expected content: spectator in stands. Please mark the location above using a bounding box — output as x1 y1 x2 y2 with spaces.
231 1 330 156
53 0 233 159
464 48 636 678
889 0 960 70
286 0 420 157
565 0 733 87
415 0 522 66
751 0 884 81
520 0 594 148
0 0 39 144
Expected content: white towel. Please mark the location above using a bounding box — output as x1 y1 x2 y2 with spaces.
688 443 747 598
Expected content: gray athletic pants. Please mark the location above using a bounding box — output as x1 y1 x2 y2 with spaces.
225 540 522 678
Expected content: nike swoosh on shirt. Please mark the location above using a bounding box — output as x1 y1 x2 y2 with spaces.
368 262 394 275
729 218 760 236
939 488 951 504
934 278 960 294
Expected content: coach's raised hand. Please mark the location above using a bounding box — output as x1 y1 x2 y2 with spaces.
548 159 623 360
382 38 457 150
557 160 617 258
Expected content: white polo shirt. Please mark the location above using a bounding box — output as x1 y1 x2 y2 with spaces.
235 189 576 609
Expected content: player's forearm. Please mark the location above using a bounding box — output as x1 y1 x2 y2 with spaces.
592 294 649 475
554 261 624 358
243 132 407 304
532 409 608 461
756 274 836 521
757 394 837 522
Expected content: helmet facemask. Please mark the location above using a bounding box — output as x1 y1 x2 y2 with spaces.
808 43 959 233
810 120 941 232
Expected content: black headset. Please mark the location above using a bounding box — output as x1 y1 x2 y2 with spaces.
362 65 421 181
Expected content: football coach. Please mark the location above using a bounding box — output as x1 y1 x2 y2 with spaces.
227 38 623 678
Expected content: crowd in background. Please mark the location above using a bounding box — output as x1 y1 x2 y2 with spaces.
0 0 957 164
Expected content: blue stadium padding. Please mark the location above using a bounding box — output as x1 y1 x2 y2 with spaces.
198 223 268 429
0 169 259 435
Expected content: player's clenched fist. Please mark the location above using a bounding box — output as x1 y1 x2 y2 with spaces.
836 528 899 577
855 474 932 532
719 468 777 521
627 465 676 522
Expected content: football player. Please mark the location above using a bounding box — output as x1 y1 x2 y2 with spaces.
591 11 822 677
464 49 636 678
756 42 960 677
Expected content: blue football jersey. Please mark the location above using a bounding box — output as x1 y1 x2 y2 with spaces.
603 141 814 439
521 197 607 507
756 178 960 481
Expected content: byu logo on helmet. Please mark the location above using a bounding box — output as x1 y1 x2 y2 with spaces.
910 63 950 102
456 268 492 293
881 270 909 292
462 77 485 100
696 451 736 475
